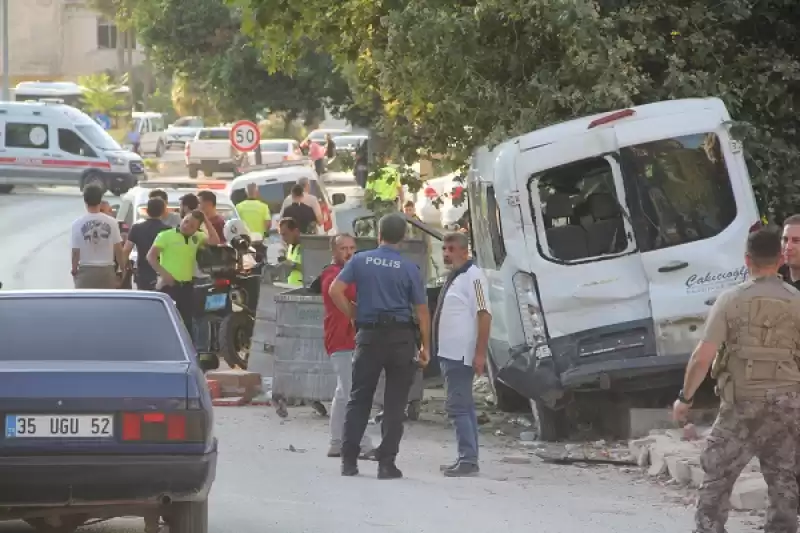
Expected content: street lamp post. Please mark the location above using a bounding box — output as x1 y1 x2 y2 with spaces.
1 0 8 101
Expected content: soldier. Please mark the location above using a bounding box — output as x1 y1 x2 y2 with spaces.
673 228 800 533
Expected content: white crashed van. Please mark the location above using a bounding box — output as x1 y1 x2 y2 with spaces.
470 98 760 439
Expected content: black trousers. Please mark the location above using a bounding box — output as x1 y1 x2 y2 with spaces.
161 282 194 333
342 327 417 464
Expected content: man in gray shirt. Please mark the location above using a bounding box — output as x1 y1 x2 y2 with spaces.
149 189 183 227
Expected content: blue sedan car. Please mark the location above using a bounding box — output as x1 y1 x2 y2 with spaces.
0 290 216 533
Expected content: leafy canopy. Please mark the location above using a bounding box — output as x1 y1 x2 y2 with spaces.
233 0 800 219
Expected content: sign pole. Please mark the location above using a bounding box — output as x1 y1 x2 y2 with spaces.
253 118 262 166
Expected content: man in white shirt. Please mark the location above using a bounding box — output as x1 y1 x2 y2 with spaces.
71 184 124 289
434 232 491 477
280 177 323 227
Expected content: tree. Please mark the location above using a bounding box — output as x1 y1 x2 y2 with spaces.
235 0 800 219
130 0 359 124
78 73 127 115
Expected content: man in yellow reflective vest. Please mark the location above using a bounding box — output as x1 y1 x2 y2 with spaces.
279 217 303 286
365 164 404 218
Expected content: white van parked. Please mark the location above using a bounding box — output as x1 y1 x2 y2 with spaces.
470 98 760 439
131 111 167 157
0 102 145 196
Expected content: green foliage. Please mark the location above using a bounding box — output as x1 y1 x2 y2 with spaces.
233 0 800 220
258 114 308 141
131 0 358 124
78 73 127 115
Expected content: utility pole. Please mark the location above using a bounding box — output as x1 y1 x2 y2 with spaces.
1 0 8 101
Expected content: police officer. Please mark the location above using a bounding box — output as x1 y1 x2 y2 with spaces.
328 213 431 479
365 159 403 218
673 228 800 533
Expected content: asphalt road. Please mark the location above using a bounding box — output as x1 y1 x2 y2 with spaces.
0 186 754 533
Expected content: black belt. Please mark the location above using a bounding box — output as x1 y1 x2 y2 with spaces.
357 321 414 330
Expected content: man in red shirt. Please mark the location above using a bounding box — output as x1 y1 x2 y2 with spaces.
320 233 376 459
197 190 227 243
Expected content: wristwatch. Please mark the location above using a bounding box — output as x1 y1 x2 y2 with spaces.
677 389 694 405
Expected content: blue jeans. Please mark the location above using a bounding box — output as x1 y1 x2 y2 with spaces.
440 357 478 465
193 317 211 354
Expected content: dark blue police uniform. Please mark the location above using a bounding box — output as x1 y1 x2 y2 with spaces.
336 244 426 467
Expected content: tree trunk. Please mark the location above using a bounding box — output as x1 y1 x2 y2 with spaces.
125 30 135 110
141 55 152 108
115 25 125 75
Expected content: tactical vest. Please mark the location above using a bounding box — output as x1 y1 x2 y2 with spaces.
717 276 800 402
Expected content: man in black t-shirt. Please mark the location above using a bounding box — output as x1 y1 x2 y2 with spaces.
283 184 317 234
123 198 171 290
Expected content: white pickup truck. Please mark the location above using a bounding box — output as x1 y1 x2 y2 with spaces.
185 127 245 178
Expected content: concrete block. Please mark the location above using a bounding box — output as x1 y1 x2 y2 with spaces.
690 464 705 487
648 446 668 476
628 436 655 459
730 475 768 511
665 456 693 485
629 408 717 438
205 369 262 400
212 396 248 407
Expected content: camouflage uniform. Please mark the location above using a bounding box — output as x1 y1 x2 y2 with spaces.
696 276 800 533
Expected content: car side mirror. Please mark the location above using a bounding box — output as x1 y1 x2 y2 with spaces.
331 193 346 206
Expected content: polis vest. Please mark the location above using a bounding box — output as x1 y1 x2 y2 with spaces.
287 244 303 286
719 277 800 401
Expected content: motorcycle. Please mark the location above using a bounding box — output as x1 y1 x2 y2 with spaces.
194 223 265 371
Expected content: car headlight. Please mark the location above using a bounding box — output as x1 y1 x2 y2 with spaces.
108 156 125 165
512 271 551 359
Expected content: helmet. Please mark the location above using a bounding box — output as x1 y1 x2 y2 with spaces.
224 219 249 243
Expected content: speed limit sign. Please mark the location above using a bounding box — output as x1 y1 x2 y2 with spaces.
230 120 260 152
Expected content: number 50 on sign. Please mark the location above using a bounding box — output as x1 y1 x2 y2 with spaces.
230 120 260 152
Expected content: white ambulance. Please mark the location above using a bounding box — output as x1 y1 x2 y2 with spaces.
0 102 145 195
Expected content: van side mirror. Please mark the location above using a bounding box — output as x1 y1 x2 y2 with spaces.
331 193 346 206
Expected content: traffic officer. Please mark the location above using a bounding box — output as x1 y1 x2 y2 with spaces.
278 217 303 286
328 213 431 479
673 228 800 533
365 160 403 218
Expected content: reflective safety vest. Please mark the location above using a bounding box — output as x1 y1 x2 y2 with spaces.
366 167 400 201
287 244 303 286
714 276 800 402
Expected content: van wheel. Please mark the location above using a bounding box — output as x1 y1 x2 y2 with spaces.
156 140 165 158
166 499 208 533
81 172 106 193
0 185 13 194
486 350 529 412
188 165 199 179
530 399 566 442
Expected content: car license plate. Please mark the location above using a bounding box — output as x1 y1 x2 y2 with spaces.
5 415 114 438
205 293 227 311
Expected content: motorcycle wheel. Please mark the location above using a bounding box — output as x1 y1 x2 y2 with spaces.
219 312 254 370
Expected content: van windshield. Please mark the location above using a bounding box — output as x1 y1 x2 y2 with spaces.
76 123 121 151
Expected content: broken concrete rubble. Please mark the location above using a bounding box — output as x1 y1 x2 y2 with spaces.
630 427 766 511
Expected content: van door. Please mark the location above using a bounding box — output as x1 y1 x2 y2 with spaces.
615 122 758 358
518 129 654 371
55 126 107 185
139 117 157 154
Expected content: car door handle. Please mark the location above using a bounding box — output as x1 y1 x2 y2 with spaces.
657 261 689 273
705 297 716 306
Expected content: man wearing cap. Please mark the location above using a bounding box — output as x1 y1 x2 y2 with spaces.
328 213 431 480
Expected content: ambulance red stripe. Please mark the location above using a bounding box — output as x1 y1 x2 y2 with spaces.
0 157 112 170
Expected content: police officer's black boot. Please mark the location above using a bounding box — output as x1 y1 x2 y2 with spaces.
377 461 402 480
341 458 359 477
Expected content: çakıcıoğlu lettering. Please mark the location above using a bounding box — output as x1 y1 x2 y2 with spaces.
365 256 401 269
685 266 748 289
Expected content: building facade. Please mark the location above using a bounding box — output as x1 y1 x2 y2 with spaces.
3 0 143 84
